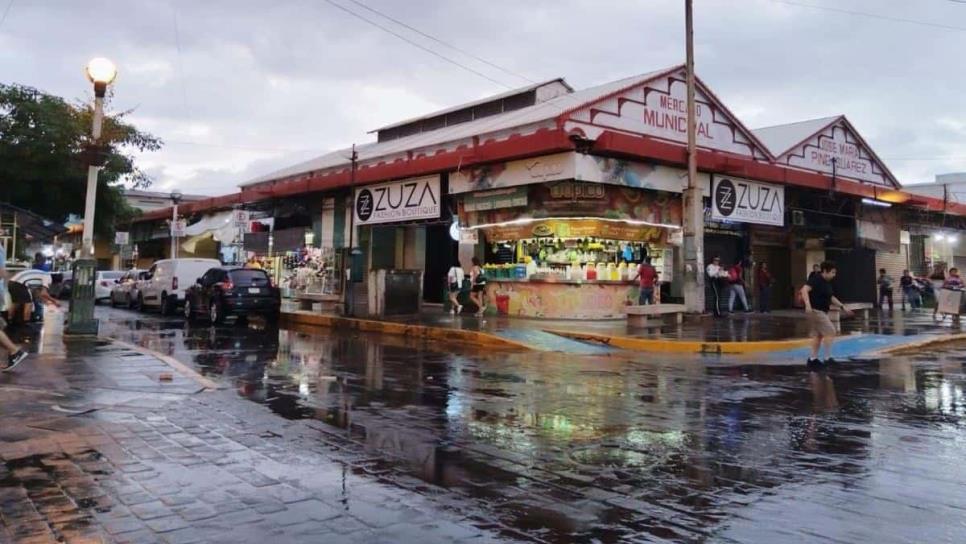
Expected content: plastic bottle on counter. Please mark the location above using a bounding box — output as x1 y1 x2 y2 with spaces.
526 259 537 278
618 261 628 280
586 263 598 281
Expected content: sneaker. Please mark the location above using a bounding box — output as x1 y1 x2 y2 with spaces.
806 358 824 368
456 305 463 314
3 350 28 372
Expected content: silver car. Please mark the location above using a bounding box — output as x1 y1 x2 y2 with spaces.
110 270 147 309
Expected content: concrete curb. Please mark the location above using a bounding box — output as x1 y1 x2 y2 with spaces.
104 337 222 390
543 329 814 354
280 311 535 351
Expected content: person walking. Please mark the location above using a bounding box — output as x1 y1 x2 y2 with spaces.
0 244 29 371
633 257 658 305
756 262 773 313
801 261 852 366
469 257 488 317
446 260 465 315
877 268 894 311
706 256 729 317
899 270 919 310
727 260 751 314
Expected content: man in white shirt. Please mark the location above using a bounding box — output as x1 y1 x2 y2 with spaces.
0 244 29 370
706 256 729 317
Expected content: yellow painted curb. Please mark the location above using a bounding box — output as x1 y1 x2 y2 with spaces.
106 338 222 390
866 332 966 357
280 311 534 351
543 329 813 354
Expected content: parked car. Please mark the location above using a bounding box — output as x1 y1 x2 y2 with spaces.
138 258 221 315
110 269 146 308
94 270 126 302
184 267 281 324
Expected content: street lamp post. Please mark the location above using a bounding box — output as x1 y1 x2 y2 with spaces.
81 57 117 258
68 57 117 335
170 190 183 259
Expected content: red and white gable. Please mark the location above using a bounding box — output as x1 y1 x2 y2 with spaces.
562 66 772 161
776 117 899 188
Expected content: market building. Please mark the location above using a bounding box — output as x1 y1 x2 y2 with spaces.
130 64 966 318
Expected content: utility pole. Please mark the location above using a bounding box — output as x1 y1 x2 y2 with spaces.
682 0 705 314
344 144 358 317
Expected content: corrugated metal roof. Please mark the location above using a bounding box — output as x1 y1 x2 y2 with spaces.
242 67 676 187
369 77 572 133
752 115 840 156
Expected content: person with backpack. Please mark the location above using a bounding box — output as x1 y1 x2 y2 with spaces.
727 260 751 313
446 259 465 315
469 257 488 317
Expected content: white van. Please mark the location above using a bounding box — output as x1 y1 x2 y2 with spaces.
138 258 221 315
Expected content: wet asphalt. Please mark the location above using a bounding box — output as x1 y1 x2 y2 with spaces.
94 305 966 543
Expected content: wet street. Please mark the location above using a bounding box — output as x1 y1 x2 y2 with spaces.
84 306 966 543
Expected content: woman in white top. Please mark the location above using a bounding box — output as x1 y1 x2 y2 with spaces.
446 260 465 315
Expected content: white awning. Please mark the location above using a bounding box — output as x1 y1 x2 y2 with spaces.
184 211 237 242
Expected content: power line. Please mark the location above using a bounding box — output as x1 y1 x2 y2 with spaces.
0 0 15 33
319 0 514 89
771 0 966 32
170 2 190 116
344 0 535 85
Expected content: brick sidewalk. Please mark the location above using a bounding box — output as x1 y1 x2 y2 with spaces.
0 338 510 543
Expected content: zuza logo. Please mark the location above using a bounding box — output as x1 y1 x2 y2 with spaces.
715 178 782 217
356 189 374 221
357 178 439 223
714 179 737 216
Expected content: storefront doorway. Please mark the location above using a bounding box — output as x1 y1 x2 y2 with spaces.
704 232 744 313
754 246 792 309
423 224 456 304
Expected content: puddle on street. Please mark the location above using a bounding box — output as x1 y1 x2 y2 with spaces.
97 308 966 543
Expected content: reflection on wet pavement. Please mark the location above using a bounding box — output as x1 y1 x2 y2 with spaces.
98 307 966 543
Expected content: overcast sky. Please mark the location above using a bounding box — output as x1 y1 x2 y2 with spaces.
1 0 964 196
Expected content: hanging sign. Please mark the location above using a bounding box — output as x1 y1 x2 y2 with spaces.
354 175 441 226
114 232 130 245
711 176 784 227
170 219 187 237
233 210 251 227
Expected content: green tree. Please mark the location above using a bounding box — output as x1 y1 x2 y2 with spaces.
0 83 162 236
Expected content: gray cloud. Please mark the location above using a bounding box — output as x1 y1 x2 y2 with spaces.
1 0 963 195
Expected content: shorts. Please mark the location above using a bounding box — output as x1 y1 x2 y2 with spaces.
0 314 6 330
472 284 486 293
448 282 460 293
807 310 836 337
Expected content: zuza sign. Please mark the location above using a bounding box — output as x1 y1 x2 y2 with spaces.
711 176 784 227
355 175 441 226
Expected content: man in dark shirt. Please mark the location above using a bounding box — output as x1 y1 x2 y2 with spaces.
800 261 852 367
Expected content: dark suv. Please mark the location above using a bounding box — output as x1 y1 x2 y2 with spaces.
183 267 281 324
